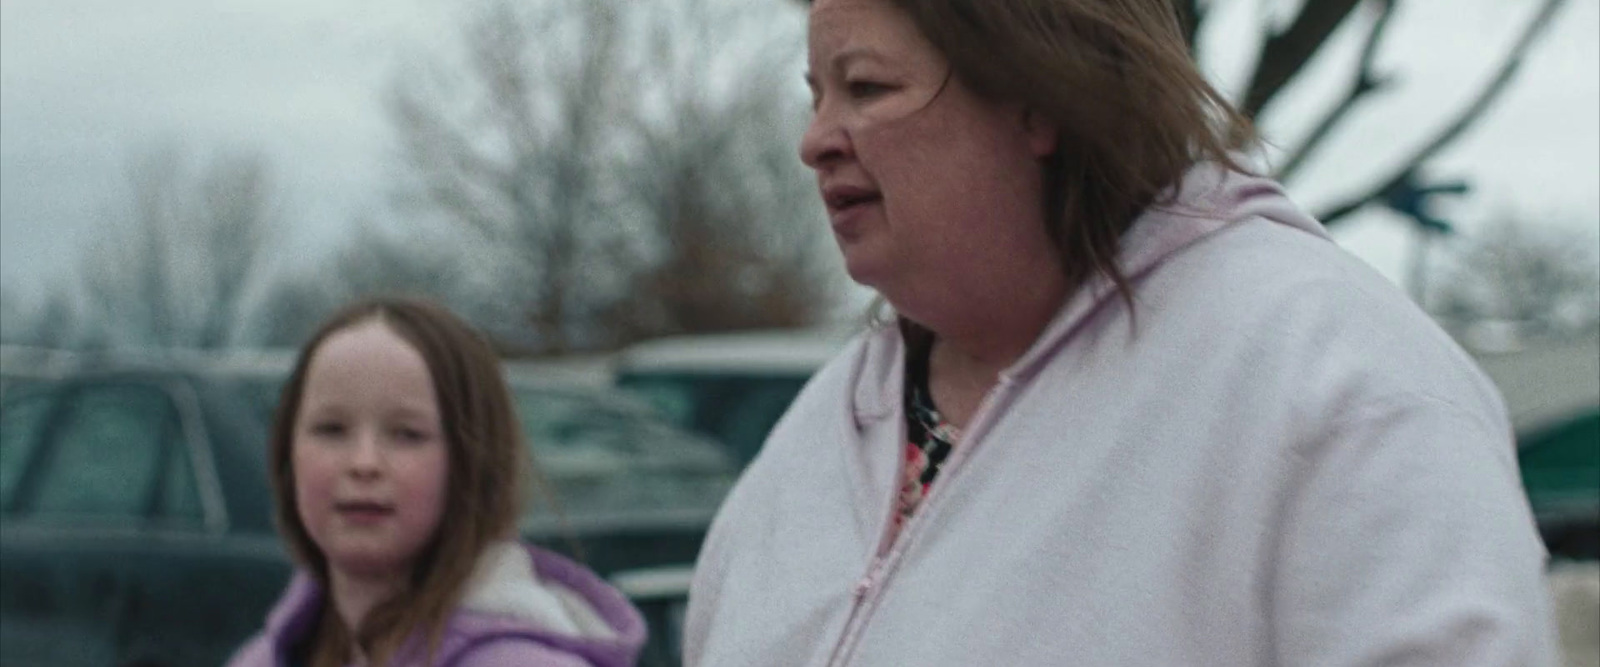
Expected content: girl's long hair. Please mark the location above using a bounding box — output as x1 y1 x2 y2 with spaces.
268 297 532 666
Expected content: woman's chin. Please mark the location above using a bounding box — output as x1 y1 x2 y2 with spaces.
839 248 891 291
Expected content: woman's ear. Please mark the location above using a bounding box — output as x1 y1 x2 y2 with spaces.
1022 110 1059 158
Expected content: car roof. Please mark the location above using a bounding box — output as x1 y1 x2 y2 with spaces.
0 364 277 531
506 374 667 416
1473 334 1600 436
0 344 90 380
0 344 296 379
502 353 616 388
615 323 864 375
1 345 620 386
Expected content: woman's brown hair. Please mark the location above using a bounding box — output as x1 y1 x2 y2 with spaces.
268 297 531 666
849 0 1256 313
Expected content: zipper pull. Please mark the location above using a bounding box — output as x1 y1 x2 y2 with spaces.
853 574 873 598
853 559 880 598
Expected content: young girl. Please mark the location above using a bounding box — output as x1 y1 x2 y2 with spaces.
228 298 645 667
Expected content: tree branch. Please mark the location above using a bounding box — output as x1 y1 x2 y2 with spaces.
1179 0 1206 57
1315 0 1569 226
1274 0 1399 183
1241 0 1365 118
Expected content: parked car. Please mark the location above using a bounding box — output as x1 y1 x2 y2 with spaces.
1517 410 1600 560
0 368 288 667
612 325 859 465
1 352 736 667
0 344 101 400
506 378 737 577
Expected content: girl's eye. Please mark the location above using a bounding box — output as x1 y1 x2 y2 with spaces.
394 427 429 444
310 422 345 437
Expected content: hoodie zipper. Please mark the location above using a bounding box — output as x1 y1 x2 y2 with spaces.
823 412 907 667
824 372 1019 667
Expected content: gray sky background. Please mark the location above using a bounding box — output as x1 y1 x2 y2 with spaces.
2 0 1597 313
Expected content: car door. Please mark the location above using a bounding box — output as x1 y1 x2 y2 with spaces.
0 377 219 666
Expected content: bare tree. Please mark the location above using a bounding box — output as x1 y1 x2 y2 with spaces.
76 145 279 350
1187 0 1570 224
0 285 31 345
0 285 85 349
388 0 833 354
1433 216 1600 342
388 0 634 354
330 221 471 302
250 271 341 349
336 221 531 343
605 142 835 339
1279 0 1571 225
246 218 540 350
604 0 836 339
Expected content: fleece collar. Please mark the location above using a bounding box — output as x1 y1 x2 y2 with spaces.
457 540 619 640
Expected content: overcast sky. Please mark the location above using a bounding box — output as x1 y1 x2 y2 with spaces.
2 0 1597 311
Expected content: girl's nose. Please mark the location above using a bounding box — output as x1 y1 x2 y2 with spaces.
347 431 383 477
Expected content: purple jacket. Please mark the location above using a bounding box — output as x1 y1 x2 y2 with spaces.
227 542 646 666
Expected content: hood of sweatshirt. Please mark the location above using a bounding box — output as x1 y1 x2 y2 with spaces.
850 161 1332 418
249 541 646 667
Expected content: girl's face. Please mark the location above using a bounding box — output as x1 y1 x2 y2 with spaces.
292 320 450 580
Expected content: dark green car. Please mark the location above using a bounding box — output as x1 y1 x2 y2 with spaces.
1 370 288 666
1474 338 1600 562
1518 410 1600 560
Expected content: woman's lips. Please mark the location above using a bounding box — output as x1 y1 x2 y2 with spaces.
825 189 889 236
822 184 879 210
826 194 881 238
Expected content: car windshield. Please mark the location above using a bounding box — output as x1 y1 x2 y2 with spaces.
617 372 811 465
231 376 286 428
510 385 738 524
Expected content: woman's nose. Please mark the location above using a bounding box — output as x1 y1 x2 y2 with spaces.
799 105 851 170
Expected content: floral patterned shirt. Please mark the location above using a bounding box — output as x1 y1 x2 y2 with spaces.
891 347 961 539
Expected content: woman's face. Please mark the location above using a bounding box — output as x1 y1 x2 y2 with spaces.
801 0 1057 300
291 320 450 581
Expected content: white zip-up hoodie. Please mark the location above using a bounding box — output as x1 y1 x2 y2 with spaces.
685 164 1558 666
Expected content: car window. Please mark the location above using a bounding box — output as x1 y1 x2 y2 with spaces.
515 390 651 475
617 373 810 464
0 389 59 509
511 386 738 519
615 377 697 428
234 376 285 428
156 425 205 525
27 382 200 525
710 378 810 463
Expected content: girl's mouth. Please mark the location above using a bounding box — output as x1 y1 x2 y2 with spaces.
335 500 395 522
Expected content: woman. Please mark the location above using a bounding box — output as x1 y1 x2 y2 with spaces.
228 298 644 666
684 0 1557 665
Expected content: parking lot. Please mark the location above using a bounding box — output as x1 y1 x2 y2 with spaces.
1552 561 1600 667
3 342 1596 666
